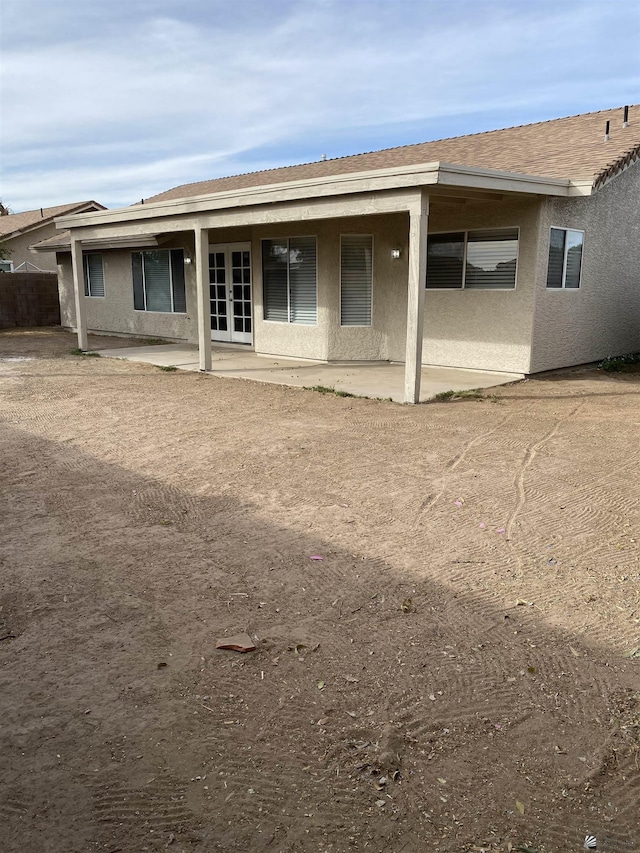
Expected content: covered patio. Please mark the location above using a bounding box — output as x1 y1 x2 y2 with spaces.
96 342 520 402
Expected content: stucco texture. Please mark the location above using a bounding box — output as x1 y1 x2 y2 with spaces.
58 235 199 342
529 161 640 373
9 223 61 272
415 198 541 374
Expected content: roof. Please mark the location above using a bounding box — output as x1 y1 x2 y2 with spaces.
147 105 640 204
30 229 161 253
0 201 107 241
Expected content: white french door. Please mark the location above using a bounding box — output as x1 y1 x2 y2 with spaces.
209 242 253 344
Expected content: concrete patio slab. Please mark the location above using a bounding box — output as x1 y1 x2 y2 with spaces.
96 343 522 402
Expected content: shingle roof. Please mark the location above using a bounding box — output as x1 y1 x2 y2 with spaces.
146 105 639 204
0 201 106 240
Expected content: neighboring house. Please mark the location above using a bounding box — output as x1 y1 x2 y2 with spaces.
40 106 639 402
0 201 106 272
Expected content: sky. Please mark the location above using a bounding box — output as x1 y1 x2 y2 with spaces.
1 0 639 212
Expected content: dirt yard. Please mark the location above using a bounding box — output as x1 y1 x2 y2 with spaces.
1 328 638 853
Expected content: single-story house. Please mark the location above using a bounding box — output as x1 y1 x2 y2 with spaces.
0 201 106 272
37 105 639 402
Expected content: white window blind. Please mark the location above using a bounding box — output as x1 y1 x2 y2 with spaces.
427 229 518 290
131 249 186 312
262 237 317 324
465 229 518 290
340 235 372 326
289 237 317 324
83 253 105 297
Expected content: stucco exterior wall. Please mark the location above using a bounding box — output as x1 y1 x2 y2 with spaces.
58 235 199 342
8 223 61 272
250 214 409 362
413 198 541 374
57 196 543 374
529 161 640 373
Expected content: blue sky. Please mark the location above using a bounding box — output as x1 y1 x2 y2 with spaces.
1 0 639 211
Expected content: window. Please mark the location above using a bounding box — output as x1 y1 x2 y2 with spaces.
426 228 519 290
83 253 105 297
0 259 14 273
262 237 317 324
341 235 373 326
546 228 584 289
132 249 186 313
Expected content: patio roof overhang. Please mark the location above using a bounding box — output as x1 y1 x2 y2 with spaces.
55 160 593 238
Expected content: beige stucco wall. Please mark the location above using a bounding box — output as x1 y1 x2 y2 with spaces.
9 223 61 272
250 214 409 362
529 161 640 373
414 198 541 374
58 234 200 341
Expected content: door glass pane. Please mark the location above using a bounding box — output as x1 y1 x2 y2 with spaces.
219 317 227 331
216 253 224 266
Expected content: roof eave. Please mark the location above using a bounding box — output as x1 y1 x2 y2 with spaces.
56 163 580 232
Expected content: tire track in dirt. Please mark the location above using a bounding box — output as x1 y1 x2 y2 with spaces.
505 400 587 542
92 777 198 842
413 405 533 521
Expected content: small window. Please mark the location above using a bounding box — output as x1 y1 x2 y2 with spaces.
83 253 105 297
546 228 584 289
426 228 519 290
0 259 14 273
262 237 317 324
131 249 186 313
341 235 373 326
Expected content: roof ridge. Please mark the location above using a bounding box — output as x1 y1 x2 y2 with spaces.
148 104 639 200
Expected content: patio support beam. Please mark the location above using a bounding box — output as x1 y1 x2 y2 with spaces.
70 236 88 351
403 190 429 404
194 226 211 371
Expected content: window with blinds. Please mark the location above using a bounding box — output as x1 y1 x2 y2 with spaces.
546 228 584 289
131 249 186 313
340 235 373 326
426 228 519 290
262 237 317 324
83 253 105 297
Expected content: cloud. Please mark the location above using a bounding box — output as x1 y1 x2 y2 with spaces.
1 0 638 210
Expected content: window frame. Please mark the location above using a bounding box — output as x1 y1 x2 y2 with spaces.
261 235 318 325
340 233 374 327
425 226 520 291
131 248 187 314
545 226 585 291
83 252 105 298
